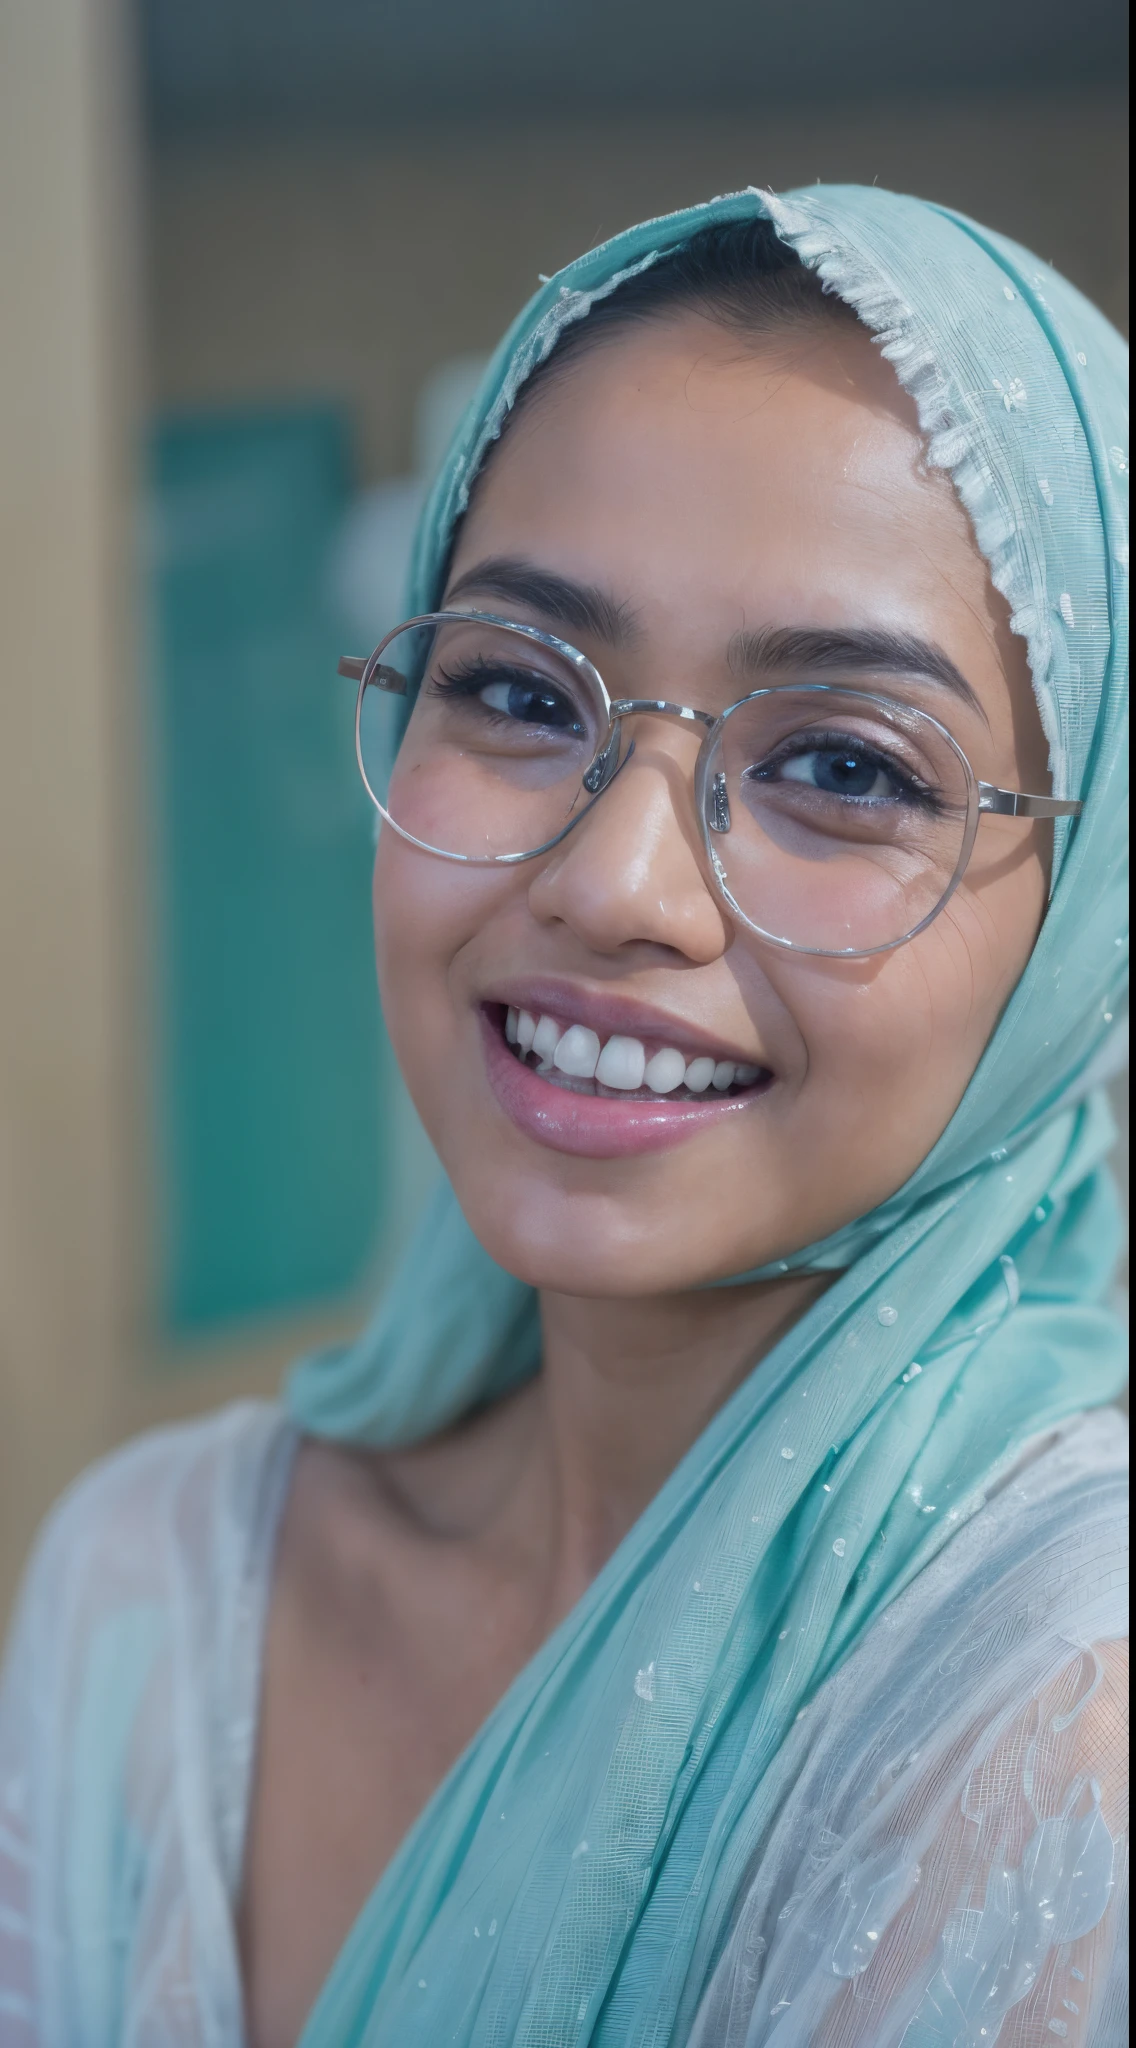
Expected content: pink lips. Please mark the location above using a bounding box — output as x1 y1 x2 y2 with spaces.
480 1008 769 1159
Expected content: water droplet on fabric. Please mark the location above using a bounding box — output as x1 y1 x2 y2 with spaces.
1076 351 1088 366
1035 1205 1048 1222
1058 591 1076 627
488 1919 498 1935
779 1628 789 1639
1000 1252 1021 1309
832 1538 847 1557
781 1446 795 1460
877 1304 899 1326
572 1843 588 1861
1003 285 1016 299
634 1661 656 1702
1037 475 1055 504
829 1846 921 1977
418 1978 428 1989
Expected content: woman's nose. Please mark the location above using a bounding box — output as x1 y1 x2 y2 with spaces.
526 731 731 961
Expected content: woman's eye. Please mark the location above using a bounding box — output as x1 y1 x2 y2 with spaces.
434 661 586 733
774 746 900 801
479 677 580 729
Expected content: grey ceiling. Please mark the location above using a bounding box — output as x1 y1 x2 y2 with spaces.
142 0 1130 135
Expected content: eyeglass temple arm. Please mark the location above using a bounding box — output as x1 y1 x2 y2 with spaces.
338 656 408 693
977 784 1082 817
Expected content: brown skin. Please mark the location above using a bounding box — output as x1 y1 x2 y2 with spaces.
239 313 1051 2044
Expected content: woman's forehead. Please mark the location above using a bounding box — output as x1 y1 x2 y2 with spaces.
458 317 964 586
447 317 1050 781
451 320 1016 704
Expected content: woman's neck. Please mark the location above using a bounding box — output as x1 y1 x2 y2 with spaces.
358 1270 833 1640
526 1272 832 1609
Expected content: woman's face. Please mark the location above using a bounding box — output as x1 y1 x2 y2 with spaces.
374 311 1051 1295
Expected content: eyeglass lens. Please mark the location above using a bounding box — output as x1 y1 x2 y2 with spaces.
357 618 975 955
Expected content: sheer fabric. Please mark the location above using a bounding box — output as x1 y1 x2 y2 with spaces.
0 1403 1125 2045
0 1405 295 2045
687 1411 1128 2048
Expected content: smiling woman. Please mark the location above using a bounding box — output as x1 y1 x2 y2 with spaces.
359 246 1069 1298
0 193 1128 2047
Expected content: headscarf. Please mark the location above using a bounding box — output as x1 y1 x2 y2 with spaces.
287 185 1128 2046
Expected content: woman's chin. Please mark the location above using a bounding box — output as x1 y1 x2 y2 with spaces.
441 1178 794 1299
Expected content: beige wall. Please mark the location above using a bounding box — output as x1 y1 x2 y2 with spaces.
1 68 1128 1622
149 91 1128 482
0 0 146 1622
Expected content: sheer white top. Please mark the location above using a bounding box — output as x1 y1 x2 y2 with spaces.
0 1403 1127 2046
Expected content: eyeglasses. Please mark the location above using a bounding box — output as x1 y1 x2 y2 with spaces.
339 610 1080 958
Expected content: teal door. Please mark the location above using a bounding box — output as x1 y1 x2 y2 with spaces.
149 405 384 1333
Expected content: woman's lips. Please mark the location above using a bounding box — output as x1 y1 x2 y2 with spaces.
480 1008 770 1159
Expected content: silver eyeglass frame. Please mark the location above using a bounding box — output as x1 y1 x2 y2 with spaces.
339 609 1082 960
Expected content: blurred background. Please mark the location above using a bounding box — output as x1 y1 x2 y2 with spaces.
0 0 1129 1621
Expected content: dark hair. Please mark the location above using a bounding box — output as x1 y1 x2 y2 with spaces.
503 217 857 430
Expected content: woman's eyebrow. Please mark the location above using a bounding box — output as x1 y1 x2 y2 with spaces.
441 569 987 718
729 624 987 718
444 557 640 647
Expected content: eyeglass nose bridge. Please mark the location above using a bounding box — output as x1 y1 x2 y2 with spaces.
583 697 718 796
608 697 717 729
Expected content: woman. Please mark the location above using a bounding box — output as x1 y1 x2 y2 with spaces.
0 185 1127 2046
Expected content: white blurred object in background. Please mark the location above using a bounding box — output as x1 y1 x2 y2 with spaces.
331 353 488 646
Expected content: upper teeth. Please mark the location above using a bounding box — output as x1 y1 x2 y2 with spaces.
504 1008 760 1094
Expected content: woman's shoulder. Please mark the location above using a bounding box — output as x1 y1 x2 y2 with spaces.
692 1408 1129 2047
810 1404 1129 1781
0 1403 298 2041
23 1399 292 1588
3 1399 297 1712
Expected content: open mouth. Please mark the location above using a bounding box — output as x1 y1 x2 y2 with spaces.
491 1003 772 1104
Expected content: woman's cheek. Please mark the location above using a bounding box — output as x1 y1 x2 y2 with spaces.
802 917 1014 1162
372 840 454 1075
372 836 515 1133
795 955 965 1142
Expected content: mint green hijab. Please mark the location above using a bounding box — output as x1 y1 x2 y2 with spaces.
288 185 1128 2046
